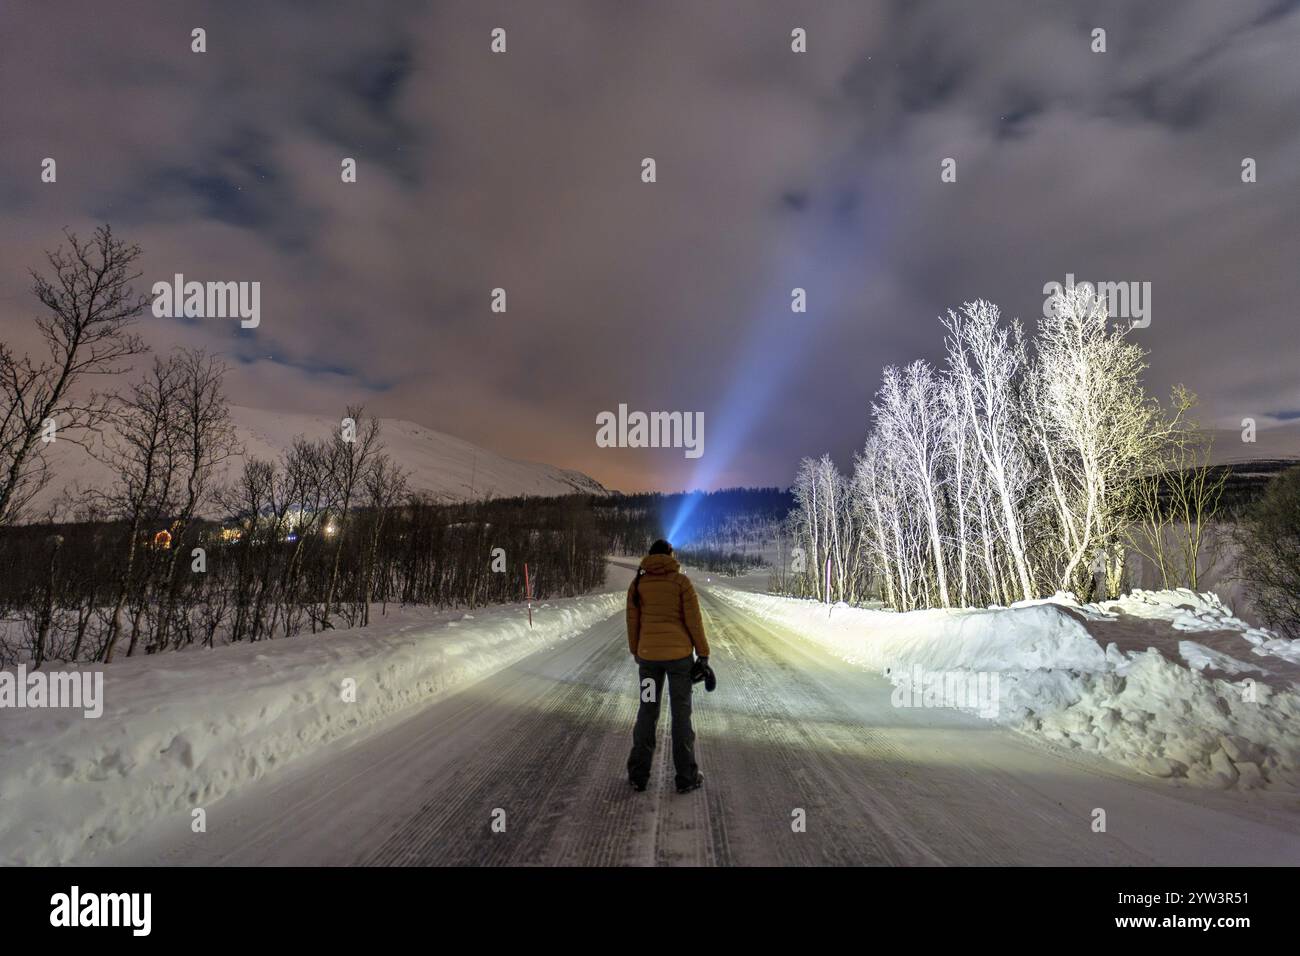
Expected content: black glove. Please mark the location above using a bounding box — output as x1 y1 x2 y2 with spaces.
701 658 717 693
690 656 717 692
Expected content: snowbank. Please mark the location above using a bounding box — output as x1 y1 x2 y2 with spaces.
0 593 621 865
1095 588 1300 666
712 587 1300 791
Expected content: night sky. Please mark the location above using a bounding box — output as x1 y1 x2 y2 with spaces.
2 1 1297 492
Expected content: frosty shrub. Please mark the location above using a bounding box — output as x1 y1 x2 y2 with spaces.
1235 465 1300 639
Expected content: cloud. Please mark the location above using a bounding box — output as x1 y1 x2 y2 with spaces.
1 0 1297 491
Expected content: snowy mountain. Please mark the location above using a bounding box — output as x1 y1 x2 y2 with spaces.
27 405 608 520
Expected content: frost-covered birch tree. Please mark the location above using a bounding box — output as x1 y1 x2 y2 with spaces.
1029 287 1164 598
789 293 1187 611
941 300 1036 602
874 362 951 607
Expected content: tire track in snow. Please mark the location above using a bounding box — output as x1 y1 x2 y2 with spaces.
690 592 943 864
362 616 646 865
697 588 1132 865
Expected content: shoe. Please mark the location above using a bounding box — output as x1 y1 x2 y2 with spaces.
629 778 647 792
675 772 704 794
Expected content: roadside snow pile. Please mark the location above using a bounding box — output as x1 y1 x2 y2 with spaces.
713 587 1300 791
0 593 621 866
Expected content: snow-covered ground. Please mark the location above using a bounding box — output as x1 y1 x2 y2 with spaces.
0 591 622 866
88 584 1300 866
712 585 1300 792
7 564 1299 867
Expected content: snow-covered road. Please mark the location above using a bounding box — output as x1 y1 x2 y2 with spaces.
97 586 1300 866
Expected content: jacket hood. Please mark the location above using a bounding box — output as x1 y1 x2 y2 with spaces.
639 553 680 575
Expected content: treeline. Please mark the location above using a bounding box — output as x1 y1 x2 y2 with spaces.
784 291 1227 610
0 492 607 666
590 487 792 555
0 226 605 666
674 548 766 576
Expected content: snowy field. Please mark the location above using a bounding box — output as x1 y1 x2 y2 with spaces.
712 585 1300 792
0 591 622 865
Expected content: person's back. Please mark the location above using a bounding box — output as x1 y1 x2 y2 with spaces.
625 540 709 793
626 553 709 661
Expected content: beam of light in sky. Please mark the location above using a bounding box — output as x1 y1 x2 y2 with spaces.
667 217 864 547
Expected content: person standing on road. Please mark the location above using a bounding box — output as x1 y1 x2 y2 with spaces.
626 539 709 794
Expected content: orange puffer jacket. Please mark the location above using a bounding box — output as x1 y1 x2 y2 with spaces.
626 553 710 661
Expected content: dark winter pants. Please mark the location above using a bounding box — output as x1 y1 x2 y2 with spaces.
627 654 698 788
